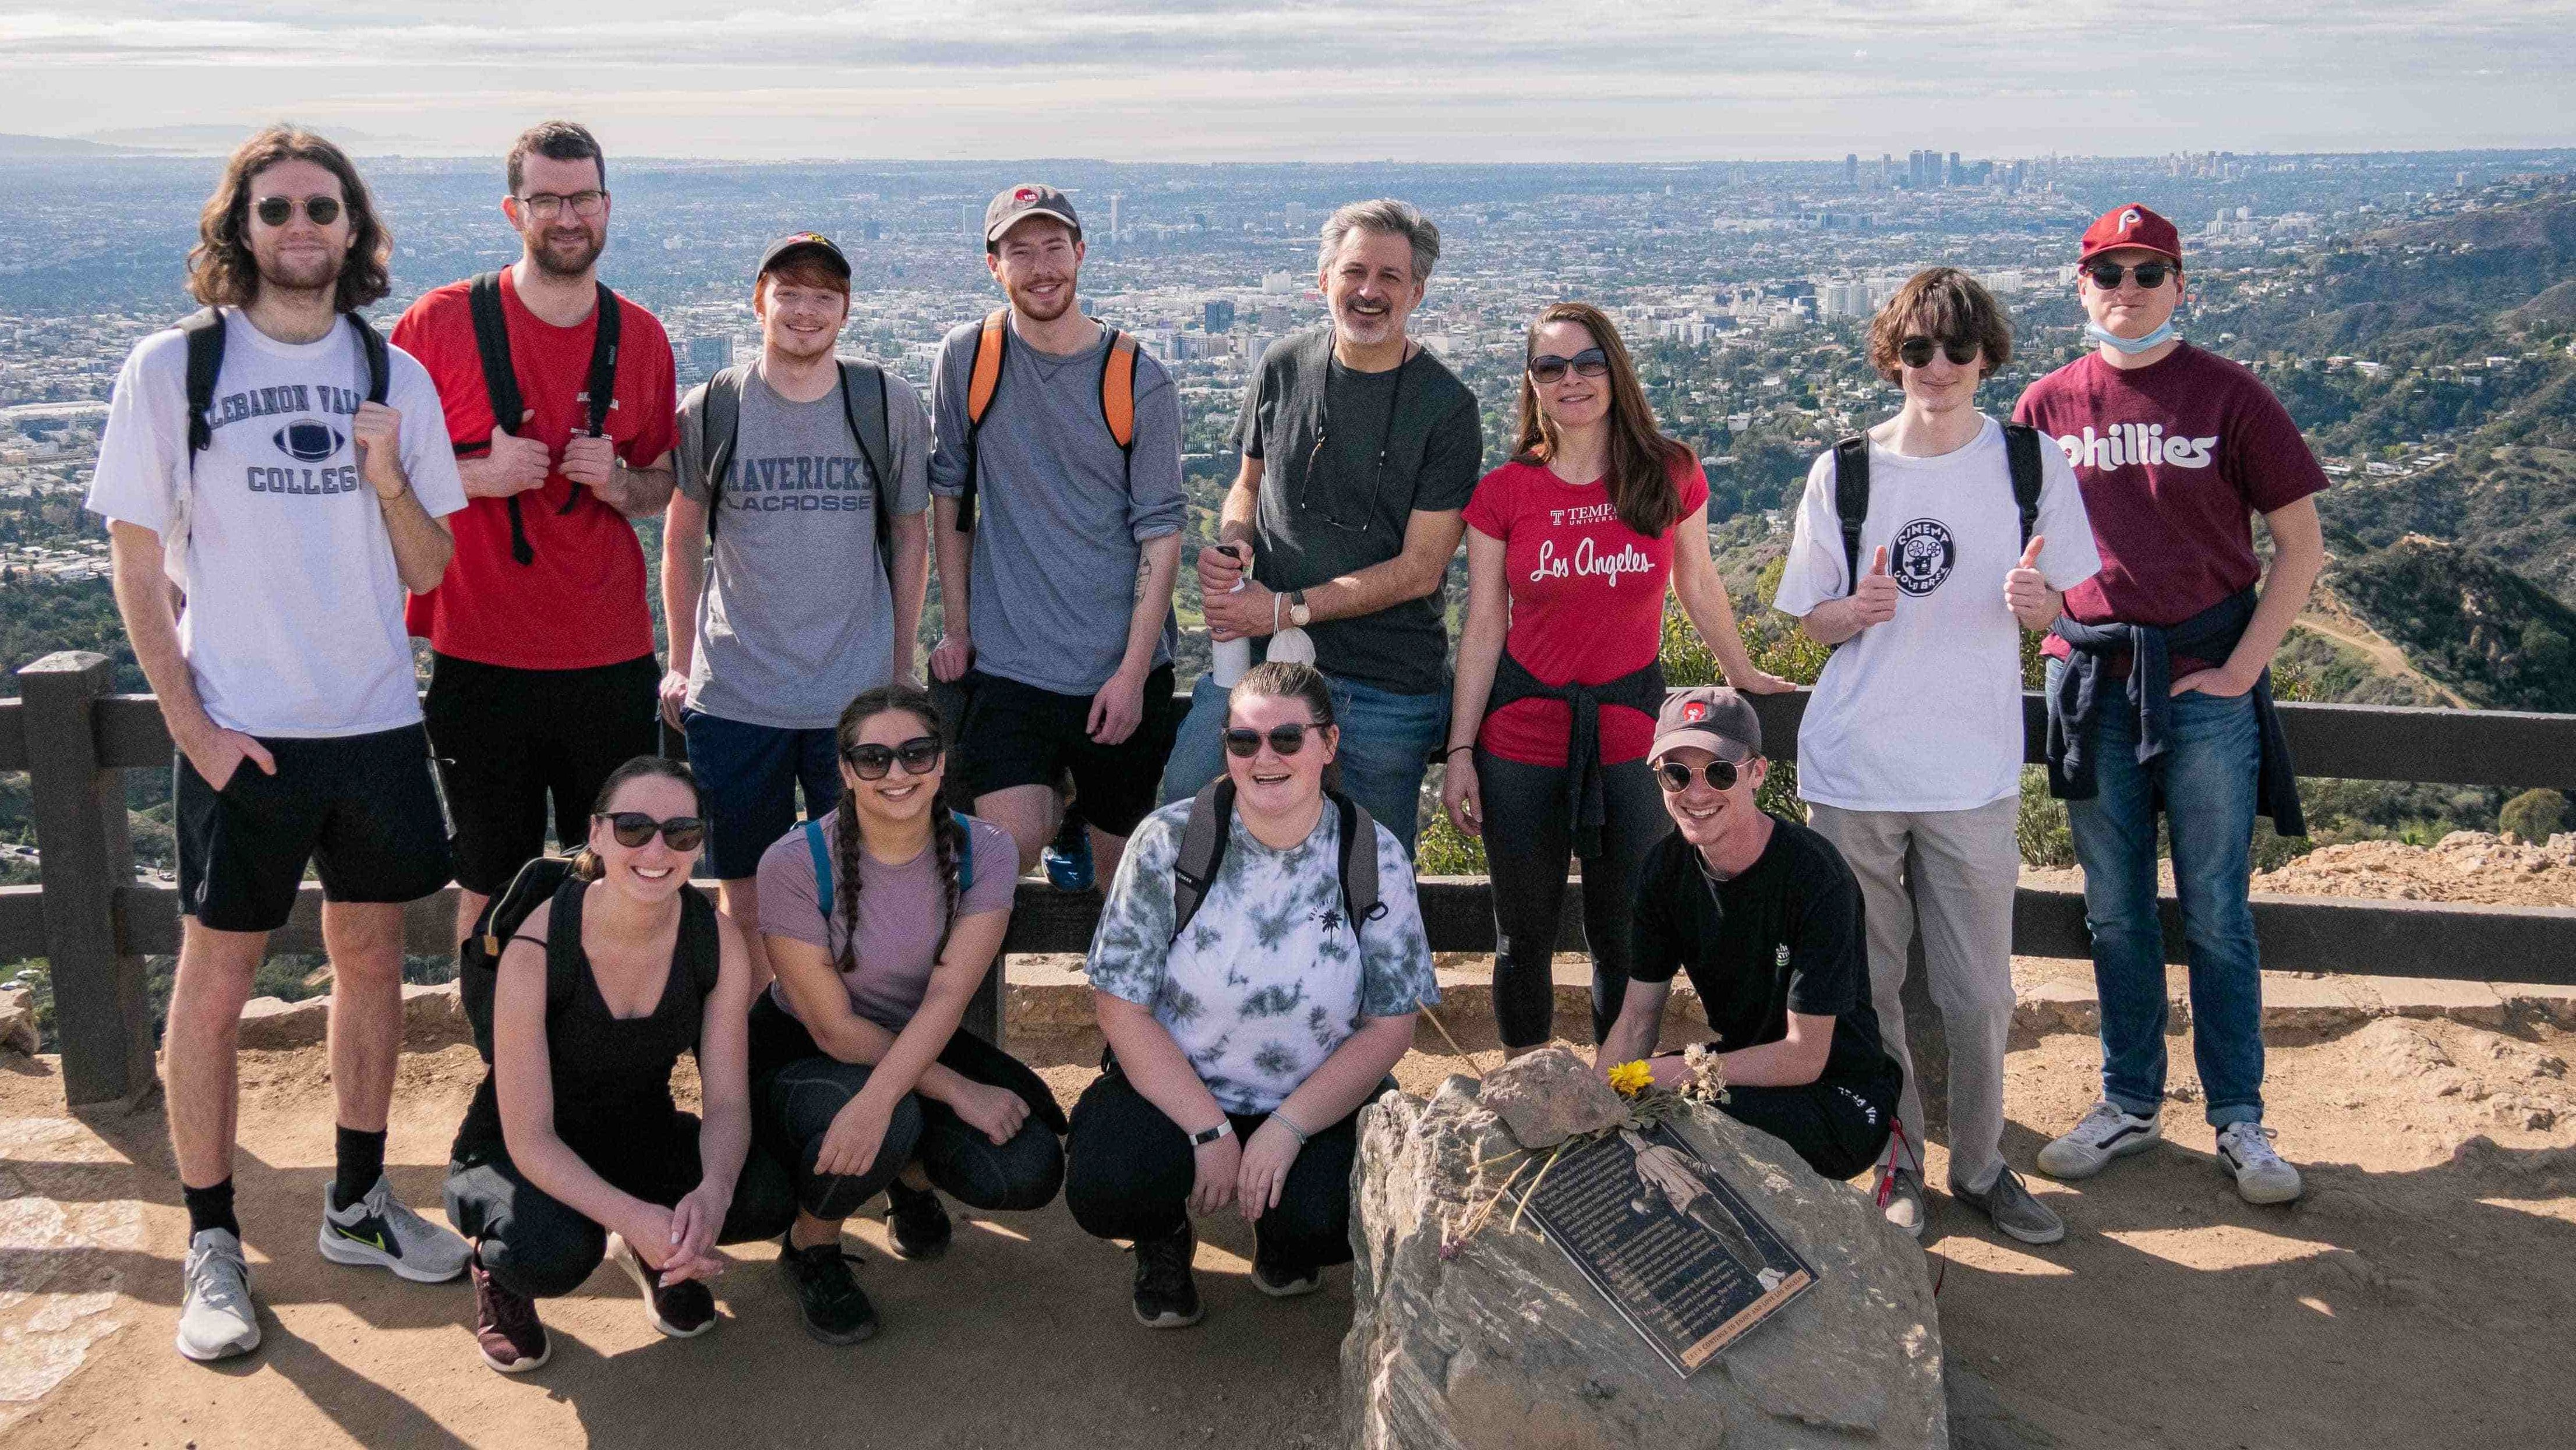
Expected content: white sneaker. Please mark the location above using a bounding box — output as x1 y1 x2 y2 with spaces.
2215 1122 2303 1205
2036 1101 2163 1180
317 1176 471 1283
1875 1165 1926 1239
176 1228 260 1361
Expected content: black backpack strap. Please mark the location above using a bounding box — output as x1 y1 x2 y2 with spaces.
677 884 723 1001
1832 434 1870 593
181 307 226 457
464 273 539 565
560 282 620 518
836 359 899 581
542 875 589 1020
2002 422 2044 552
1330 790 1384 937
698 366 745 542
347 313 390 406
1169 779 1234 946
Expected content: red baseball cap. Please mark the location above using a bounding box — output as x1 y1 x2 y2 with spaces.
2077 203 2183 266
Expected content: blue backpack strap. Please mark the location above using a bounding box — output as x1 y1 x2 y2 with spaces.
951 811 977 893
804 817 835 921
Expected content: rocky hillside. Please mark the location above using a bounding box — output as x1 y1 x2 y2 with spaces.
2325 535 2576 712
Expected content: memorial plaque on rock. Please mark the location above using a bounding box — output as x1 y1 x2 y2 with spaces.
1519 1123 1813 1375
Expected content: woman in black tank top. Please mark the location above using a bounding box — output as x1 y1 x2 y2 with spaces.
442 758 794 1374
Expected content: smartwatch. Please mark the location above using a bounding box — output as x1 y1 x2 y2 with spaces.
1288 590 1312 628
1188 1120 1235 1148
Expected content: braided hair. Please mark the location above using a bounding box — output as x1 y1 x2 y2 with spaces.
828 684 967 978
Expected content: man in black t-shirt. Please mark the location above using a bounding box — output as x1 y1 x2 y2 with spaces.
1596 688 1902 1181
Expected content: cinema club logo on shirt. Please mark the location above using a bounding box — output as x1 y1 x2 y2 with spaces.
2053 423 2217 472
1889 518 1955 596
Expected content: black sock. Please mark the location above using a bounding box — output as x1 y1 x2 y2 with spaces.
333 1126 387 1211
183 1178 239 1240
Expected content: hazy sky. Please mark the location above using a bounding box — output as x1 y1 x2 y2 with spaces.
3 2 2573 161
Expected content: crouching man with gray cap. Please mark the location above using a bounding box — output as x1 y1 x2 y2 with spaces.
1592 688 1903 1183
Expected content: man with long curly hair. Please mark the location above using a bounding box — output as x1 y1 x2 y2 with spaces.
88 125 472 1362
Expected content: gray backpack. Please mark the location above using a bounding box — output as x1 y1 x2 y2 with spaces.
697 359 899 578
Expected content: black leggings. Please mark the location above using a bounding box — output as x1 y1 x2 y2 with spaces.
1710 1071 1900 1182
1062 1066 1362 1268
443 1112 798 1300
750 993 1065 1222
1478 748 1670 1049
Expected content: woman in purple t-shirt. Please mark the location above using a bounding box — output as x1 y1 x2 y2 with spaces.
747 682 1065 1345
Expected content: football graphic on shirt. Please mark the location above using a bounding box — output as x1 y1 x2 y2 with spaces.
274 421 345 463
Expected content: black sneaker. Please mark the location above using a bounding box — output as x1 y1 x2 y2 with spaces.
1130 1221 1202 1329
606 1233 716 1338
885 1182 953 1261
776 1235 879 1345
1250 1237 1323 1299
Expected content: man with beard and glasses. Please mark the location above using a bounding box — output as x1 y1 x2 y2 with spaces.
927 184 1186 889
89 126 471 1361
393 120 679 966
1159 199 1482 857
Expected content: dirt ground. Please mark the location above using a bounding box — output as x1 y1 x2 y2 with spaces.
2249 832 2576 907
5 999 2574 1450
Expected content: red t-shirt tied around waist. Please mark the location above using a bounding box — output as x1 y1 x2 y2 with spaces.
391 267 677 671
1463 454 1708 768
2012 344 2330 674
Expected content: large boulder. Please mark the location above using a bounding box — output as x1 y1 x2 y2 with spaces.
1344 1077 1945 1449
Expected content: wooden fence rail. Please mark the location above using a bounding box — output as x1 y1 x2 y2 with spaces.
6 651 2573 1105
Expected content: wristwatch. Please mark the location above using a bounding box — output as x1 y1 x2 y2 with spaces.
1188 1120 1235 1147
1288 590 1312 628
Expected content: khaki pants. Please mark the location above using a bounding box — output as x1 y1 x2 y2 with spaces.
1807 797 2021 1193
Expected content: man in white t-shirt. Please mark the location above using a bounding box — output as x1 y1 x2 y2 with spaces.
1773 268 2099 1247
87 128 472 1363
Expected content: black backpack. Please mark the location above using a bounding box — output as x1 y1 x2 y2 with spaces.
1832 422 2045 592
456 857 719 1063
460 271 623 565
181 307 389 458
694 359 900 579
1168 780 1383 946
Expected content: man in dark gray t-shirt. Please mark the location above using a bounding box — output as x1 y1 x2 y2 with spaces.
928 184 1186 889
1158 199 1482 857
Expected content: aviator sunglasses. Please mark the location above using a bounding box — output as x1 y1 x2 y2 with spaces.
1221 722 1326 759
1526 348 1612 385
2083 260 2172 291
254 195 342 228
1654 759 1740 794
843 736 945 780
1898 335 1982 369
596 812 706 851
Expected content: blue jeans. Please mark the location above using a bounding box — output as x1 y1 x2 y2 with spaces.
1160 671 1447 858
2051 659 2266 1128
680 709 843 882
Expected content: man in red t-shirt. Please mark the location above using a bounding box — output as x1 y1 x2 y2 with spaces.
391 120 677 949
2013 203 2329 1208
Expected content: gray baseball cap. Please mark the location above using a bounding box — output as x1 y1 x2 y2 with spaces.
1649 687 1761 763
984 183 1082 245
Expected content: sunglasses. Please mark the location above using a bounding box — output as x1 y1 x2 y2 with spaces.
1527 348 1611 384
596 812 706 851
1654 759 1740 794
2083 260 2173 291
843 736 945 780
1898 336 1982 369
1222 722 1325 758
253 195 342 228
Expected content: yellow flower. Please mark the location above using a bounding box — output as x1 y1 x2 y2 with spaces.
1607 1060 1653 1097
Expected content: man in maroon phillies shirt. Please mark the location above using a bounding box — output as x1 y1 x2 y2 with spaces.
2013 203 2328 1208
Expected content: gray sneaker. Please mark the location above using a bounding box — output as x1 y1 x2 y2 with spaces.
317 1175 471 1283
1875 1165 1926 1239
2214 1122 2303 1205
176 1228 260 1361
1950 1166 2066 1246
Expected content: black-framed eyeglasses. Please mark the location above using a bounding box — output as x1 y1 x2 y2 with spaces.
843 736 945 780
1898 336 1981 369
253 195 342 228
1526 348 1610 384
518 189 608 221
596 812 706 851
1654 759 1740 794
2083 260 2172 291
1222 722 1326 759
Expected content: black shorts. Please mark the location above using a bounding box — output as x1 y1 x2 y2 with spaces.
950 664 1177 840
424 652 660 895
176 724 453 933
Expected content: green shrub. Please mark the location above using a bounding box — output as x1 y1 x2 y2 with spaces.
2015 767 2075 868
2500 787 2568 844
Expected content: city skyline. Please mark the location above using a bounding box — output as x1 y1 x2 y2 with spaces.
0 2 2572 161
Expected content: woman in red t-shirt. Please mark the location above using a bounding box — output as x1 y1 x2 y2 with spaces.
1441 303 1790 1055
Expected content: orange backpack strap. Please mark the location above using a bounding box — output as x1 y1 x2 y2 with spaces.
1098 329 1139 451
966 307 1008 426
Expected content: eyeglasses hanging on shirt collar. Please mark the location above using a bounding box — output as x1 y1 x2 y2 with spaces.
1298 334 1415 536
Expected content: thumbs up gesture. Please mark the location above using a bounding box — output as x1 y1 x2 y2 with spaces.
2004 535 2061 631
1849 544 1899 629
481 408 551 497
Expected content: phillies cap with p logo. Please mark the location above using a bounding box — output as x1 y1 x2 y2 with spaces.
2077 203 2183 265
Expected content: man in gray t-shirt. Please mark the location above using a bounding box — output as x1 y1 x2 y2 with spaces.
928 184 1186 889
662 233 931 907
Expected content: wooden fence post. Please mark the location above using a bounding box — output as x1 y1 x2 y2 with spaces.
20 652 156 1105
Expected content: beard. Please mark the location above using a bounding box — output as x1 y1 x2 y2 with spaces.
256 248 342 301
1331 293 1401 345
528 225 605 278
1006 274 1075 323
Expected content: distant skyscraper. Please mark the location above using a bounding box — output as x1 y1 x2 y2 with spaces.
1204 298 1236 334
1947 151 1962 186
861 219 882 242
1109 192 1122 243
1844 153 1857 187
687 336 733 377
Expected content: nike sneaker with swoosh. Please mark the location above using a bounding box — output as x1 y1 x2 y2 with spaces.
317 1176 471 1282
